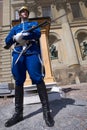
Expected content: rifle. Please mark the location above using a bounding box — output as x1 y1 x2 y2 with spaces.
4 13 66 49
4 14 66 64
4 20 50 49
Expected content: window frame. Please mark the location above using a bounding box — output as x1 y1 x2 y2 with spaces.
70 2 83 20
42 5 52 19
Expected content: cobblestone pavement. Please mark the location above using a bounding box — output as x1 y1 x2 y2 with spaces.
0 83 87 130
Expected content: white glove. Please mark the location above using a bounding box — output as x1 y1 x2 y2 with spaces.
13 32 29 46
13 32 23 43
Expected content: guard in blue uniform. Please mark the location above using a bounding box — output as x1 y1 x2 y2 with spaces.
4 6 54 127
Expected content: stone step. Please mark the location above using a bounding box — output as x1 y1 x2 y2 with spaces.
0 83 14 97
0 89 11 94
0 82 63 102
24 82 57 91
13 86 63 105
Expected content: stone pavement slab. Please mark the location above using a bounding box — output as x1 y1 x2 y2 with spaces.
0 83 87 130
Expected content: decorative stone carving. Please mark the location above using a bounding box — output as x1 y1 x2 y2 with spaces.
80 40 87 60
50 44 58 59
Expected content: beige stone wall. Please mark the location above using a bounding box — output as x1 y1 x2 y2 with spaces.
0 0 2 27
0 0 12 83
1 0 87 85
0 32 12 83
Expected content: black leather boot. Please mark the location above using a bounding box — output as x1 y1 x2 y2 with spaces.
5 85 24 127
36 80 55 127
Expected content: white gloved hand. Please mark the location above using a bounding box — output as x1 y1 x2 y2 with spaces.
13 32 23 43
13 32 29 46
13 32 27 45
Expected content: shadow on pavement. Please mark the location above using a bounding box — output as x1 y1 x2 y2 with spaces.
23 97 75 120
50 98 75 118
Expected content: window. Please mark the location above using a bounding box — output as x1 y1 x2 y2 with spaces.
15 10 19 20
70 3 83 19
42 6 52 18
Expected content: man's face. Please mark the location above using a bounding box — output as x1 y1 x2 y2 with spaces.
19 9 29 19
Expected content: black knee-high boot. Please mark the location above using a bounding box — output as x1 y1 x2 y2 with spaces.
5 85 24 127
36 80 55 127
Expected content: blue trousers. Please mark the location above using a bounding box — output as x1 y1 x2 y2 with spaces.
12 53 45 86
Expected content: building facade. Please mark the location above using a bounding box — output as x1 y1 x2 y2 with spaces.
0 0 87 85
